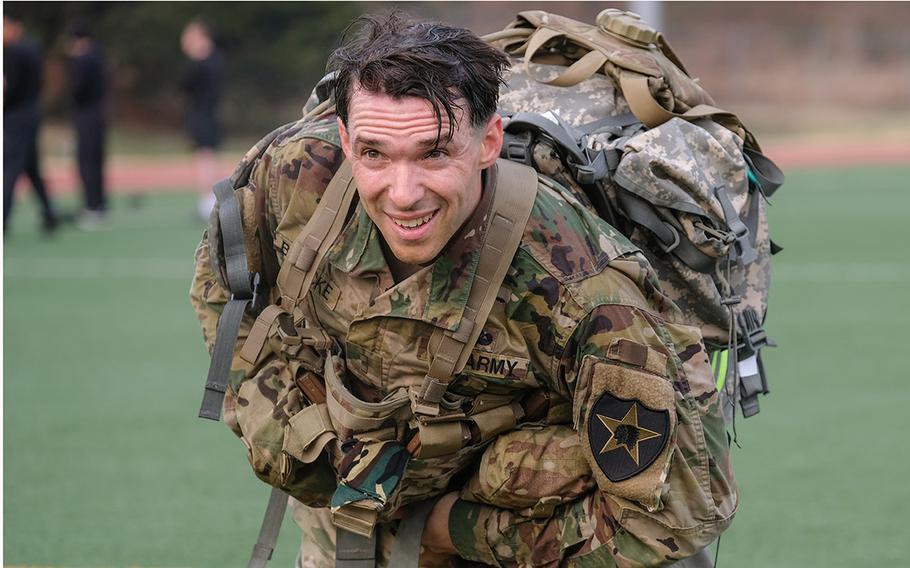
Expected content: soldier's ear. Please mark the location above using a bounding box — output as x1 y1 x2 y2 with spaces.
478 113 503 169
338 117 353 160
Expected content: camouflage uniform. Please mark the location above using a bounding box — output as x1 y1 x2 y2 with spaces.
190 115 736 567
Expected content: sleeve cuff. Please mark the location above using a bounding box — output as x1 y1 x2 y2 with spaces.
448 499 498 565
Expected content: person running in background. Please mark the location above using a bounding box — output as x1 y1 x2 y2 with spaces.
179 19 224 221
67 19 108 230
3 13 59 235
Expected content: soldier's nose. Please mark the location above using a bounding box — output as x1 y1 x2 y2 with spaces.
387 166 425 210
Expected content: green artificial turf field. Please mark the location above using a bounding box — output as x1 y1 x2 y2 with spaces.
4 165 909 566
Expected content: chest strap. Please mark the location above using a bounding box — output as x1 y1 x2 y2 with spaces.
411 159 539 417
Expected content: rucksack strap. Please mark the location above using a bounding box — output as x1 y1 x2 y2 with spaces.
199 179 261 421
197 124 294 421
336 527 377 568
619 72 742 130
387 497 441 568
247 488 289 568
412 159 539 416
239 162 357 367
277 161 357 313
615 189 717 274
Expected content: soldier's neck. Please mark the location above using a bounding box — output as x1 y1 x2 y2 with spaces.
380 239 424 284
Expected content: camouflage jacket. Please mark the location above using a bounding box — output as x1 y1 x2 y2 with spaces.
190 115 737 567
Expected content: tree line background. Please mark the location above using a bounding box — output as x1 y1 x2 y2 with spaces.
6 1 362 135
6 1 909 140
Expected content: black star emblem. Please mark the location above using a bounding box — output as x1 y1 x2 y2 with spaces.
596 403 662 466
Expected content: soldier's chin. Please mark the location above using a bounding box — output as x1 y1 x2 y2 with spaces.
386 241 439 267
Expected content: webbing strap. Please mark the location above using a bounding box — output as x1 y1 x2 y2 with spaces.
199 178 259 421
414 160 538 415
215 178 254 298
277 161 357 310
743 147 785 198
387 497 441 568
199 298 252 420
239 304 284 366
237 161 356 366
714 186 757 265
247 488 288 568
336 527 377 568
523 27 609 88
619 71 741 130
615 189 716 274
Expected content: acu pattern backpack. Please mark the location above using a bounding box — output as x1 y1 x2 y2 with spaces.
198 8 784 566
484 9 784 422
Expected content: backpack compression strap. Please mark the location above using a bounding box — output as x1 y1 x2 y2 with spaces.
411 159 539 416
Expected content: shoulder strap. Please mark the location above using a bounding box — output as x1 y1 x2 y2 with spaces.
246 488 289 568
412 159 539 416
276 161 357 313
238 161 357 367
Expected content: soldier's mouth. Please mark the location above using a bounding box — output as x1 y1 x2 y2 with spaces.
391 211 436 230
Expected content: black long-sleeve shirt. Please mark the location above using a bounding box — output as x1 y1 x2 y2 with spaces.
3 38 43 112
69 44 106 108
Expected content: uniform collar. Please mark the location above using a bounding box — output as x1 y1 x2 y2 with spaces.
327 164 498 332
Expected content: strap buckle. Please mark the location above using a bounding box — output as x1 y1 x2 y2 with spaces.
657 223 681 254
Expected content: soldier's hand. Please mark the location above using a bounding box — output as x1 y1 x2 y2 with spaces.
419 492 459 567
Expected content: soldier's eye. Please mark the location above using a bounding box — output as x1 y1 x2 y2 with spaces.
425 149 447 160
363 149 381 160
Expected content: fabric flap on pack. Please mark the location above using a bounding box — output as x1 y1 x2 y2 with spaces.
614 117 748 222
284 403 336 464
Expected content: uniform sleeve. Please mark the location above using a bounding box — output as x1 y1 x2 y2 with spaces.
449 256 737 567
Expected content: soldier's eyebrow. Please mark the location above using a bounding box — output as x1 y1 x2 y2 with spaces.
352 136 448 151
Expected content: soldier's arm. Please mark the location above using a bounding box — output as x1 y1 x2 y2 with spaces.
446 256 737 566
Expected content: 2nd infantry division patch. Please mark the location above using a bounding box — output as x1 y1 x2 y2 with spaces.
588 392 670 482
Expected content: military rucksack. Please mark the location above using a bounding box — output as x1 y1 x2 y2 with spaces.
196 8 783 566
483 9 784 421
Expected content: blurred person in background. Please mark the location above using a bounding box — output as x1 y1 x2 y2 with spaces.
179 18 224 221
67 18 108 230
3 13 59 235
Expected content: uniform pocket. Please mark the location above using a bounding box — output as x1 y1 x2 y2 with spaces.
461 425 595 518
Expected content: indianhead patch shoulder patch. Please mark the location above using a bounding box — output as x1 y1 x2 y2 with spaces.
588 391 670 482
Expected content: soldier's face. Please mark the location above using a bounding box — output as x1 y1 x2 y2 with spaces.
339 89 502 267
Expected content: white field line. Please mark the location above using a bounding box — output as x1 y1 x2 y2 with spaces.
4 257 193 280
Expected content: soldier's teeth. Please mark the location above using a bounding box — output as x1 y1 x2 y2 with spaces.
393 213 435 229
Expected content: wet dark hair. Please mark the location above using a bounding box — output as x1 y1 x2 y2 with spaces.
330 13 510 144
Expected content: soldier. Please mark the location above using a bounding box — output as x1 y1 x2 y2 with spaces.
191 13 736 567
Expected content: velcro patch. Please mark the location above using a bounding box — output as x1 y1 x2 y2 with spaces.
578 356 676 509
